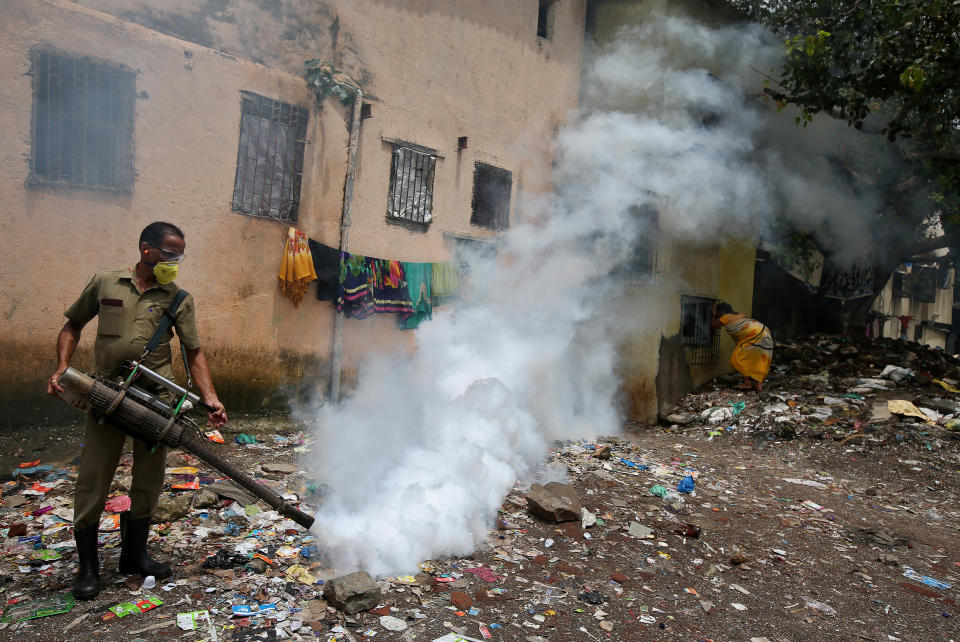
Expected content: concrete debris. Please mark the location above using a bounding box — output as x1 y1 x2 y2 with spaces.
323 571 381 615
153 494 192 523
525 482 581 523
627 522 653 539
261 463 298 475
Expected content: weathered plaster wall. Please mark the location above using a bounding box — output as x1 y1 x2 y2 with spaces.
615 237 756 421
1 0 586 424
590 0 758 421
0 0 345 423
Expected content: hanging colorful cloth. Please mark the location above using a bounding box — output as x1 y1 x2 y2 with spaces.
369 258 414 316
336 252 374 318
431 262 461 301
400 262 432 330
277 227 317 308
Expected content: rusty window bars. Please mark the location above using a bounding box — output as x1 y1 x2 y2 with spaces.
29 50 136 191
470 162 512 230
681 294 720 366
231 91 308 222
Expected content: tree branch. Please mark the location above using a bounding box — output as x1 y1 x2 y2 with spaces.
903 149 960 162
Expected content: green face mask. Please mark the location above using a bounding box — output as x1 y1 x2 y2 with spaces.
153 261 179 284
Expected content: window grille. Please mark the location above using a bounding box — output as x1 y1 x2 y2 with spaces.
29 51 135 191
892 272 911 299
912 266 936 303
231 92 307 222
470 162 512 230
387 144 436 224
680 295 720 366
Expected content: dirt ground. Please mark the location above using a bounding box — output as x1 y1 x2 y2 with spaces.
1 335 959 641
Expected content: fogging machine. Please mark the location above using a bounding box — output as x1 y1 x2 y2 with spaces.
54 362 315 529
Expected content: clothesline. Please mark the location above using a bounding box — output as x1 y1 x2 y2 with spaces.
277 227 462 329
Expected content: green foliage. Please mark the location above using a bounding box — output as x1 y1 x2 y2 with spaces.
304 59 357 108
899 65 927 92
732 0 960 251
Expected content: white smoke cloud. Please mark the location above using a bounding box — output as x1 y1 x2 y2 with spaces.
303 13 888 576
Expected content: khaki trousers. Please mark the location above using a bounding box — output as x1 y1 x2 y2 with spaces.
73 412 168 531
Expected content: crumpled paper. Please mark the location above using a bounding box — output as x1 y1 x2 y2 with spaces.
887 399 934 424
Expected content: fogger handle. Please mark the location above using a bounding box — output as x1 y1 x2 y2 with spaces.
127 361 218 413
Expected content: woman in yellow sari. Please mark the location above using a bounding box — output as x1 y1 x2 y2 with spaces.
712 302 773 391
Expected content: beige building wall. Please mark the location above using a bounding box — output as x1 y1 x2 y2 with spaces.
590 0 758 421
0 0 586 422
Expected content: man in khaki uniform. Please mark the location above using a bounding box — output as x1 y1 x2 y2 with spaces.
47 221 227 600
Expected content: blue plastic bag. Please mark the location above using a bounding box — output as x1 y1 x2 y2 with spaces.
903 568 951 590
677 475 695 493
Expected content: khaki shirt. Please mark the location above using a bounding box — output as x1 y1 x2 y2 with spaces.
65 268 201 382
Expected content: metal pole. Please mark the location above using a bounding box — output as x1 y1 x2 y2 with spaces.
329 87 364 405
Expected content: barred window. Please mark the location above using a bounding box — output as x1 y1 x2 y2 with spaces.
470 162 512 230
231 92 308 222
912 266 936 303
624 204 658 282
29 51 135 191
892 271 911 299
387 144 436 224
681 295 720 366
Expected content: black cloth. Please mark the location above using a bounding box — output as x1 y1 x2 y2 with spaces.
308 239 341 301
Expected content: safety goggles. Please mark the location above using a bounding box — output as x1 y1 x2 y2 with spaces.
151 245 186 263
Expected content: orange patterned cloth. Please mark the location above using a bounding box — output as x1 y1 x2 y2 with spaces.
278 227 317 307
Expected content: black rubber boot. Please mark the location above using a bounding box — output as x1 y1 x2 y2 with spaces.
72 525 101 600
118 514 171 579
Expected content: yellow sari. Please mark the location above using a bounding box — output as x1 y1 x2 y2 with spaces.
277 227 317 307
719 313 773 382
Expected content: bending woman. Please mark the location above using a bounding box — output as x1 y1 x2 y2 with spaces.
712 302 773 391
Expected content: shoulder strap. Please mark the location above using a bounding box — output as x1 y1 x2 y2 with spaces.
145 289 189 354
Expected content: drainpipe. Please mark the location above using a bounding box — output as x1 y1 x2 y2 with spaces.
329 88 363 404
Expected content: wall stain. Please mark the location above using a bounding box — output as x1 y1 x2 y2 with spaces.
655 333 694 419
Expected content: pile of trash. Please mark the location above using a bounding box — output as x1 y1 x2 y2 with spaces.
0 333 957 640
0 430 336 638
663 334 960 446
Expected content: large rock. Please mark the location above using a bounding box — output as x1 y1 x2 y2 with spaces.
262 463 298 475
323 571 381 614
526 482 581 523
664 412 698 425
193 490 220 509
153 494 192 523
